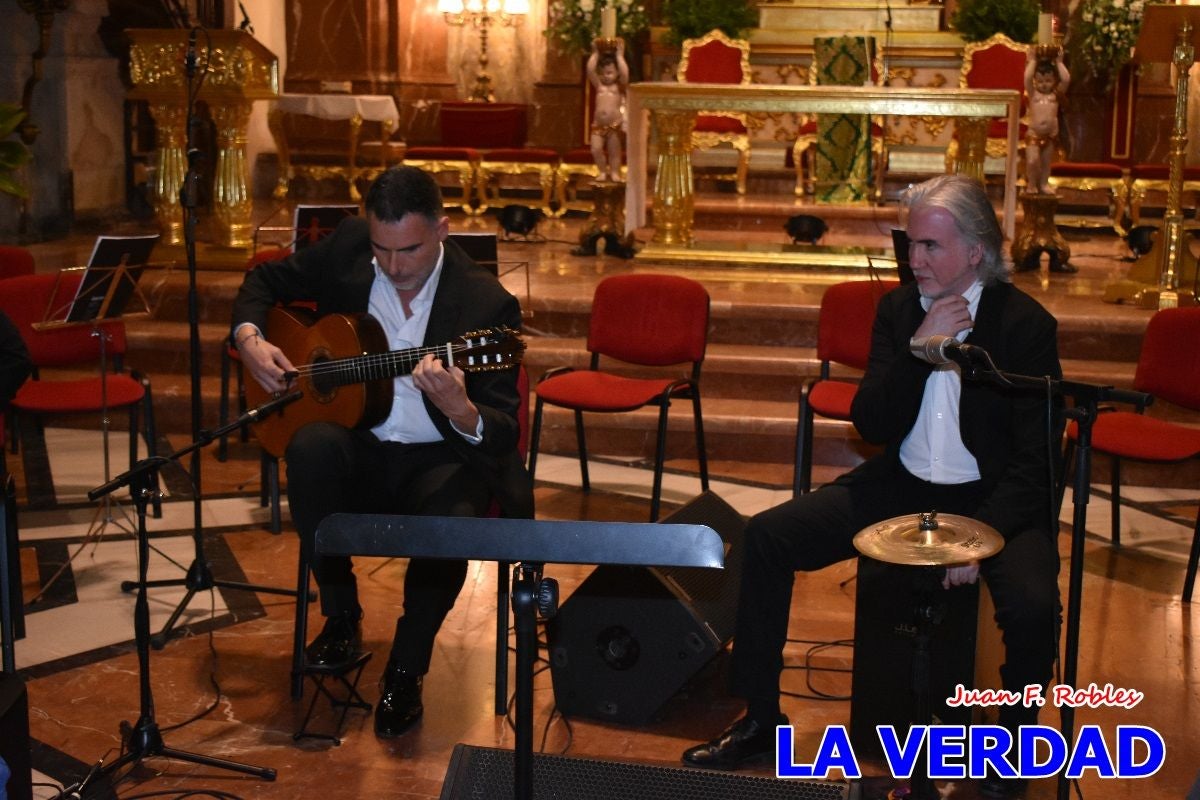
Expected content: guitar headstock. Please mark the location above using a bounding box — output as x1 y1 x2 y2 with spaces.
452 326 526 373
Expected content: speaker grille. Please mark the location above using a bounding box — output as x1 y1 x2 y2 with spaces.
440 744 850 800
547 492 747 724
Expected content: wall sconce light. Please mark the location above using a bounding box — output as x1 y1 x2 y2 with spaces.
438 0 528 103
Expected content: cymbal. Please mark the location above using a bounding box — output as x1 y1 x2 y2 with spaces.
853 511 1004 566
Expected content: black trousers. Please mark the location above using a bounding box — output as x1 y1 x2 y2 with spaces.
286 422 491 675
730 457 1060 732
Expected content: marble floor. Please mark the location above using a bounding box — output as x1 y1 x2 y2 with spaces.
4 424 1199 800
4 193 1200 800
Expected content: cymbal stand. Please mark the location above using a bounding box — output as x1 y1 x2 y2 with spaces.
89 453 275 784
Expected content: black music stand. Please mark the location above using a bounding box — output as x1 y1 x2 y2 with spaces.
315 514 725 800
31 250 162 601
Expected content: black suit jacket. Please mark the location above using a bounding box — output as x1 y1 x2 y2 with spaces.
232 216 533 518
849 280 1062 539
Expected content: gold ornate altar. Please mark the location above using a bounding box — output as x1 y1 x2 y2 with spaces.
128 29 279 250
625 83 1021 264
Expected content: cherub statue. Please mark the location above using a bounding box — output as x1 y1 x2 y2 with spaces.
1024 45 1070 195
586 37 629 182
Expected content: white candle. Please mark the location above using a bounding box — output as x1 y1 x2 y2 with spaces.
601 4 617 39
1038 13 1053 45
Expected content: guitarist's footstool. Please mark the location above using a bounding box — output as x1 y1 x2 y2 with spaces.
293 651 373 745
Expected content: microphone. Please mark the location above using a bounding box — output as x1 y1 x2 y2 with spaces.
240 391 303 426
909 334 984 366
185 26 198 78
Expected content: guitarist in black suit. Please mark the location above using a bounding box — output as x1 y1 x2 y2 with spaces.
232 166 531 739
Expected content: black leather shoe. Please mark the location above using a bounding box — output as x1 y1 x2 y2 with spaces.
979 776 1027 798
681 714 787 770
375 663 424 739
304 612 362 671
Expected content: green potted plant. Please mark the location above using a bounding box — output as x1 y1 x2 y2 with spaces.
661 0 758 47
0 103 32 199
950 0 1039 43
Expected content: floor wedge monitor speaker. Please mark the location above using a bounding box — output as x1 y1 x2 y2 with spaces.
547 491 746 724
439 744 851 800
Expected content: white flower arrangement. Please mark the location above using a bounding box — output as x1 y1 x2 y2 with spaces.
545 0 649 57
1074 0 1148 87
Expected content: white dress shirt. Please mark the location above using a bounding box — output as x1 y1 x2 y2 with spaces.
899 280 984 484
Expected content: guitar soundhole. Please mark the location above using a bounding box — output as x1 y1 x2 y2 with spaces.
310 354 337 400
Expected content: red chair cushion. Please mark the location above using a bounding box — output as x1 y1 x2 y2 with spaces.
694 115 747 135
965 43 1026 92
1131 164 1200 181
0 245 34 279
1134 307 1200 409
0 274 126 367
562 147 596 165
405 146 480 162
1069 413 1200 462
13 374 145 414
587 275 709 366
818 280 898 369
1050 162 1124 179
483 148 559 164
808 380 858 420
440 102 527 148
536 371 677 413
683 39 745 84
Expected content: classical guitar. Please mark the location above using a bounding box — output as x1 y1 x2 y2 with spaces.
244 306 526 457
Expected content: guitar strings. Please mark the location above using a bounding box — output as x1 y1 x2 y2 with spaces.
291 338 517 382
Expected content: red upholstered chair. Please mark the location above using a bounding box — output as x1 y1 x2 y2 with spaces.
1127 164 1200 227
1060 307 1200 602
1048 162 1129 234
527 274 711 522
0 273 159 514
794 279 897 496
945 33 1028 179
677 29 752 195
0 246 34 279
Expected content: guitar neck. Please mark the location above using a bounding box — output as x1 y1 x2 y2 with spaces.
320 342 455 388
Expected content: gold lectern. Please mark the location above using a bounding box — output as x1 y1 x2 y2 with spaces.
1103 5 1200 308
127 29 279 249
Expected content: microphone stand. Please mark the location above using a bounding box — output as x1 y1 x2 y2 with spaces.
87 394 299 785
124 28 300 648
955 352 1150 800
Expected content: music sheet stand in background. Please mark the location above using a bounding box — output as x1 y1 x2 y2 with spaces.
30 237 165 599
447 231 534 326
253 204 359 252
